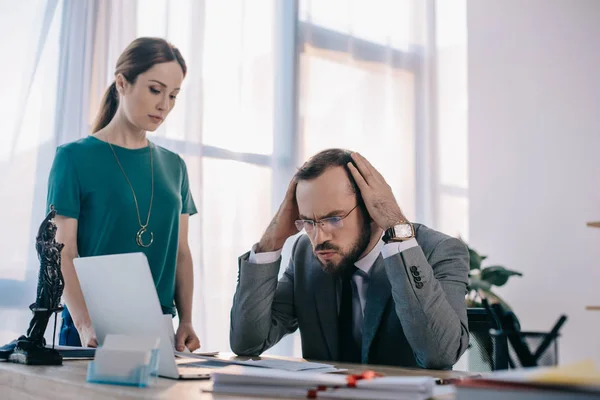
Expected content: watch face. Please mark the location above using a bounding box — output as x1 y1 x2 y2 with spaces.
396 224 413 238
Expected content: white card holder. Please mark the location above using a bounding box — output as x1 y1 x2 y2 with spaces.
86 334 160 388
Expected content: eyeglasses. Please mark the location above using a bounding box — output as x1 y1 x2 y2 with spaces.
295 205 359 237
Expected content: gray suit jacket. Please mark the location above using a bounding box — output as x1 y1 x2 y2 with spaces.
230 223 469 369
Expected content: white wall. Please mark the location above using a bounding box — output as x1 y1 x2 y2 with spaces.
468 0 600 364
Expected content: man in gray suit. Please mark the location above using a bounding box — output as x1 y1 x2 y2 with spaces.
230 149 469 369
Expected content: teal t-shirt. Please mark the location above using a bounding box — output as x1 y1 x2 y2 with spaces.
46 135 197 315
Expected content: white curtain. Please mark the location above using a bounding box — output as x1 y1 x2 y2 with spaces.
0 0 282 352
433 0 469 241
0 0 86 344
95 0 282 353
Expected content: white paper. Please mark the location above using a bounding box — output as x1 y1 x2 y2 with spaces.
244 359 336 372
298 367 346 373
45 344 88 351
207 383 310 399
317 388 429 400
356 376 435 393
211 366 435 393
174 350 220 357
432 384 456 397
175 356 342 372
208 383 432 400
211 366 350 387
175 354 263 368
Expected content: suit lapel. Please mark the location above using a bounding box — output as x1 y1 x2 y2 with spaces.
312 263 338 360
362 255 391 362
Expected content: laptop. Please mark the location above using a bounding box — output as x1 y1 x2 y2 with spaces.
74 252 215 379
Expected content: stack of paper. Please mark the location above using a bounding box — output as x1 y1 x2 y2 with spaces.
205 366 436 400
455 361 600 400
532 360 600 386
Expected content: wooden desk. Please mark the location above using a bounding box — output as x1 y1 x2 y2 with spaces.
0 356 469 400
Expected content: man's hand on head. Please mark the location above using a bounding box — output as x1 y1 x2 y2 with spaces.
256 177 299 253
347 152 407 230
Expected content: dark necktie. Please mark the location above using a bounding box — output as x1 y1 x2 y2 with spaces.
338 265 361 363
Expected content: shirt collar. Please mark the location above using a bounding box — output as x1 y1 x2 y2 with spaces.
354 234 384 275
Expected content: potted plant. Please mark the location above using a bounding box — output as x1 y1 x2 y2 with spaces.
465 244 523 310
463 243 523 371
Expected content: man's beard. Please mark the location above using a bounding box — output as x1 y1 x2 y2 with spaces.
315 221 372 276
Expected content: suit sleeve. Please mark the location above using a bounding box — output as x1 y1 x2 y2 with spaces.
384 237 470 369
229 241 299 356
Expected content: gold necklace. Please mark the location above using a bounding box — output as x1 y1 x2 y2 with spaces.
108 141 154 248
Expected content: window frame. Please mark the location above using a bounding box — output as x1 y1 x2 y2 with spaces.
294 1 435 225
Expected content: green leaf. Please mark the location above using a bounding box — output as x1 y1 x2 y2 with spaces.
480 266 523 287
468 246 487 271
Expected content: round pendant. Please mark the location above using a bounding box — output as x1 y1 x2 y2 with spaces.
136 227 154 248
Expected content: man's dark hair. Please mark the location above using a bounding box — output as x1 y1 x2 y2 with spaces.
295 148 365 207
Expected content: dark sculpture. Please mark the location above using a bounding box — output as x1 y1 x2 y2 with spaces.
0 206 65 365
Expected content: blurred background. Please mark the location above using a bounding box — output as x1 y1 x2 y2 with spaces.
0 0 598 369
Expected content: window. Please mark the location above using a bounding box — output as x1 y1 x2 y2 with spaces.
297 0 431 224
434 0 468 240
136 0 279 351
0 0 64 345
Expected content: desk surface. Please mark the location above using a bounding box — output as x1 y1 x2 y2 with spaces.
0 354 469 400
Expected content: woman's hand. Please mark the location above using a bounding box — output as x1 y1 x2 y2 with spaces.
175 321 201 352
77 323 98 348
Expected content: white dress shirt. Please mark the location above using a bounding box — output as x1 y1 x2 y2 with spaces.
249 236 419 345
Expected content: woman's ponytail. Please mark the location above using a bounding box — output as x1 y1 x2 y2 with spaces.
91 82 119 133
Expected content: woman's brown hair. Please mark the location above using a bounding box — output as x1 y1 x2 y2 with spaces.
92 37 187 133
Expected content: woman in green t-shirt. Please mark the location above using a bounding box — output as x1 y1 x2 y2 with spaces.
47 37 200 351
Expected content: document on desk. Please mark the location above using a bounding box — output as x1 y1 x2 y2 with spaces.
175 353 344 373
243 359 341 372
455 361 600 400
174 350 220 357
45 344 95 359
206 366 436 399
207 384 432 400
211 366 434 388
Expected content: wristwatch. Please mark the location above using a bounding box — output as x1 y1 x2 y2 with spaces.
383 222 415 243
